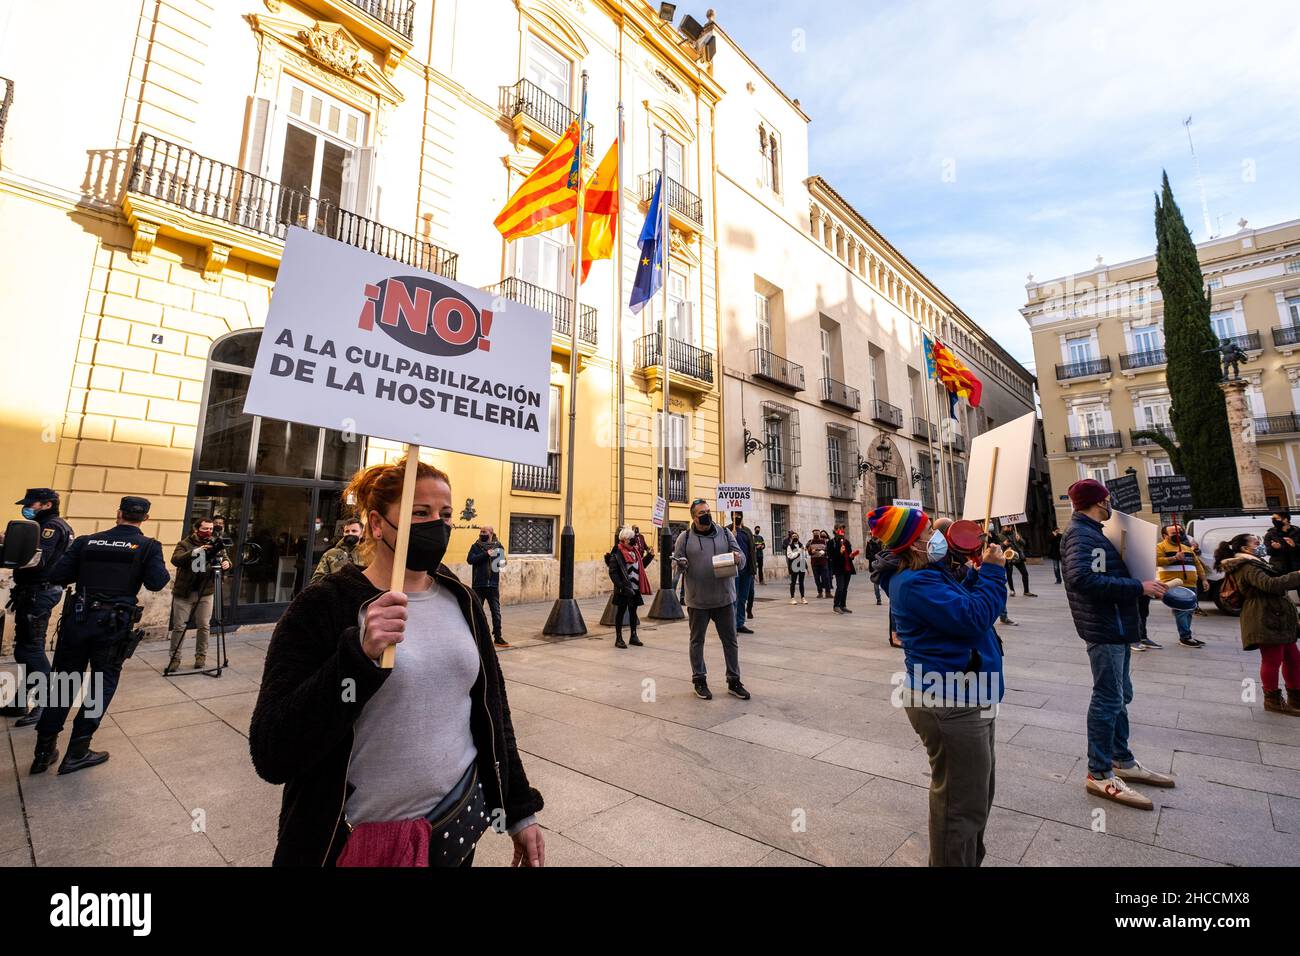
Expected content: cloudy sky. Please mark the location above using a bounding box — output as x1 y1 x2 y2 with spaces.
708 0 1300 371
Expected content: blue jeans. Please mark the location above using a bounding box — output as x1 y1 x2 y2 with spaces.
734 575 755 629
1173 608 1193 640
1085 642 1136 777
1051 559 1061 583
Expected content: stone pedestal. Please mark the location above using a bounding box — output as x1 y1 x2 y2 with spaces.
1220 379 1267 508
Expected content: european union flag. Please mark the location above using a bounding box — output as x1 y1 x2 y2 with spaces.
629 174 664 314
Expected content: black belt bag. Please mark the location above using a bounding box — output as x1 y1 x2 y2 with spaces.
425 762 489 867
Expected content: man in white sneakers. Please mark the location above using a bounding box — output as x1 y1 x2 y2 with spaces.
1061 479 1175 810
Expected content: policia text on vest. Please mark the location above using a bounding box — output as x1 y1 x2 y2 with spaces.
29 496 170 777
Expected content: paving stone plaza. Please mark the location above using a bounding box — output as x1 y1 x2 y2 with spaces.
3 573 1298 868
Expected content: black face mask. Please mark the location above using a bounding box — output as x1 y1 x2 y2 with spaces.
381 515 451 572
479 533 490 542
696 514 713 529
1273 519 1286 531
342 534 360 549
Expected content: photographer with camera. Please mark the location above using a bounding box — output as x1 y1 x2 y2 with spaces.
164 517 230 674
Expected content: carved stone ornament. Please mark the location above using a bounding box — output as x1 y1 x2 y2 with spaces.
300 23 364 77
263 0 282 11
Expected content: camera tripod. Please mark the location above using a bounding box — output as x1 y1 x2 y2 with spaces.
165 566 230 680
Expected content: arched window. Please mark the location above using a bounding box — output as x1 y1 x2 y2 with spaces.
187 330 366 622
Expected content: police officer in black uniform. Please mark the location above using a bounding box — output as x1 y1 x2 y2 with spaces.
31 496 169 775
5 489 74 727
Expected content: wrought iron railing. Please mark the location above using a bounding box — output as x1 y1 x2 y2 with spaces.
126 134 458 278
1130 424 1177 445
765 468 797 492
1119 349 1166 371
485 277 597 347
1055 357 1111 380
657 467 688 503
750 348 804 390
1274 325 1300 348
638 171 704 227
634 333 714 384
828 476 855 500
346 0 415 39
911 417 937 441
498 79 594 156
819 377 861 411
1255 414 1300 437
1065 431 1123 452
870 398 903 428
945 432 966 453
511 451 560 494
1218 330 1262 352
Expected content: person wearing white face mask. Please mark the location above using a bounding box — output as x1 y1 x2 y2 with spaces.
785 532 808 604
867 504 1008 867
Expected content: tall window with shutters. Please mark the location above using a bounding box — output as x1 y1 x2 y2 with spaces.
242 79 375 226
656 411 689 502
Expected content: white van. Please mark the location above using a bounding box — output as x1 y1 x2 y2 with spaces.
1184 512 1291 615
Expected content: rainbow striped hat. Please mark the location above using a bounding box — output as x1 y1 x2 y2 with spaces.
866 505 930 553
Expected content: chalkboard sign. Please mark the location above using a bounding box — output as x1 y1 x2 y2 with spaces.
1104 474 1142 515
1147 474 1194 513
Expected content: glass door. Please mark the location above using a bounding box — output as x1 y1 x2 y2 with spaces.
238 485 313 609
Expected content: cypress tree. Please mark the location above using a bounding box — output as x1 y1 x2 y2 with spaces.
1154 171 1240 509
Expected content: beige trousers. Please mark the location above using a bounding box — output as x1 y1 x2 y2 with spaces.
168 590 213 664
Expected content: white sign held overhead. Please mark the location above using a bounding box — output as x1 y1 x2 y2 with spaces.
1102 509 1158 582
961 412 1037 525
893 499 923 509
716 484 752 515
244 228 554 466
999 513 1028 525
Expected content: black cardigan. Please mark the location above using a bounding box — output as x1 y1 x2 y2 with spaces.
249 562 544 866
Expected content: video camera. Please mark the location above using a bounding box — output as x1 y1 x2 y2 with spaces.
1 519 40 569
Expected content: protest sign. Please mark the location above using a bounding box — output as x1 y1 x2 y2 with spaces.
893 498 923 509
652 496 666 528
245 229 554 667
244 228 553 466
1105 474 1143 515
1102 509 1158 582
716 484 752 515
961 412 1036 526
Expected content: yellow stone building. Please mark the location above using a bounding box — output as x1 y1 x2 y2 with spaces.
0 0 725 625
1024 218 1300 525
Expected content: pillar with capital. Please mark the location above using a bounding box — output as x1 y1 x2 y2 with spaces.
1220 379 1267 508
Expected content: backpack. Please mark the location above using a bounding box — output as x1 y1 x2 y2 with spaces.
1218 572 1244 611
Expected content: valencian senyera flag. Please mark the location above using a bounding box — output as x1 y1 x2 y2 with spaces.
923 331 983 418
628 172 664 314
572 138 619 284
494 120 582 241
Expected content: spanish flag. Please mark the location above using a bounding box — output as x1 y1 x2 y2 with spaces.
494 121 582 241
572 138 619 284
923 332 983 409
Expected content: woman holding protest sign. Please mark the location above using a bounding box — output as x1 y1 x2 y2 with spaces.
250 454 545 867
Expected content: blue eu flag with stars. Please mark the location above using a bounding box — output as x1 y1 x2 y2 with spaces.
629 174 665 314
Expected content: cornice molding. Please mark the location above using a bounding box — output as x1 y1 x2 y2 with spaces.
247 14 405 106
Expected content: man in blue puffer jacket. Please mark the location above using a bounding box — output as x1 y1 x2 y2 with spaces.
1061 479 1174 811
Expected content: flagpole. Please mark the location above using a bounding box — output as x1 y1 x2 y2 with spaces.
616 102 626 529
601 104 628 629
544 70 588 638
649 130 682 620
919 332 939 515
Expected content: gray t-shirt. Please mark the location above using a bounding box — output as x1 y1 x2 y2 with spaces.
345 583 480 824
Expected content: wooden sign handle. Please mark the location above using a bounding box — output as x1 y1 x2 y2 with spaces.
380 447 421 670
982 446 1000 533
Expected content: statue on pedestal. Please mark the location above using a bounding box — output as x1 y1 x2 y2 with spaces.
1204 339 1249 381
